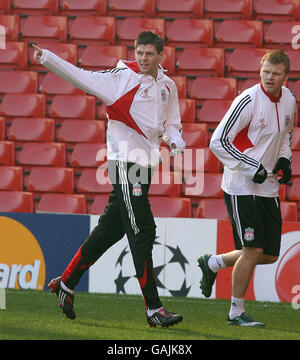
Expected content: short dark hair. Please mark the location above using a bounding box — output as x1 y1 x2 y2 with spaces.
134 31 164 54
261 49 290 74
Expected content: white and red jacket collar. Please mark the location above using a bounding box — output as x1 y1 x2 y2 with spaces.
260 82 282 103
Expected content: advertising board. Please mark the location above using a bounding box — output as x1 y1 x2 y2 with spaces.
0 213 90 292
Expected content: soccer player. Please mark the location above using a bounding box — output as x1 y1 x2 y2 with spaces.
198 50 295 327
33 31 184 328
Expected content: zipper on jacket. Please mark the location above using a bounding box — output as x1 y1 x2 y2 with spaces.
275 103 280 132
153 78 158 136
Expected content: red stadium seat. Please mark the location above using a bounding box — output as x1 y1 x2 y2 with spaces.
288 80 300 103
70 143 107 168
0 117 4 140
278 184 287 202
57 119 106 144
0 166 23 191
18 142 66 166
8 117 55 142
0 15 19 41
37 193 86 214
69 16 115 46
149 170 181 196
155 0 203 19
227 48 268 78
204 0 253 20
0 141 15 165
253 0 300 21
291 126 300 150
189 77 237 104
76 168 113 194
0 0 11 14
79 45 127 71
116 18 165 47
49 95 96 119
238 78 260 94
166 19 213 48
182 123 208 147
203 148 222 173
40 72 85 99
20 15 67 43
280 201 298 222
89 193 109 214
59 0 107 16
0 71 38 97
288 188 299 222
173 147 221 173
176 47 225 77
149 196 192 218
264 21 299 50
26 166 74 193
197 99 232 127
288 177 300 201
170 76 187 98
11 0 59 15
160 46 176 76
184 172 223 197
291 151 300 176
215 20 263 48
0 94 46 118
28 43 78 70
285 50 300 79
179 98 196 123
0 42 27 70
107 0 155 17
0 191 34 212
195 198 228 219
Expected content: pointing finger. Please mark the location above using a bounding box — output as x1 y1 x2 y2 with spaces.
32 44 42 51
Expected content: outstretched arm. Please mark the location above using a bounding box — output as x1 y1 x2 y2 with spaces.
31 43 123 105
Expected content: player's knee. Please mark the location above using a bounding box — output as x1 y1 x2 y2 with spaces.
265 255 278 264
243 246 263 255
243 246 264 262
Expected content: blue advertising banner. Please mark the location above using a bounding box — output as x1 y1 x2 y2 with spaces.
0 213 90 292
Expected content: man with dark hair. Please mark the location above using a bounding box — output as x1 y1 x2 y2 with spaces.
33 31 184 328
197 50 295 327
134 31 164 54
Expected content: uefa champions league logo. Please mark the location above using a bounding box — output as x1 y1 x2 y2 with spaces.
114 240 191 297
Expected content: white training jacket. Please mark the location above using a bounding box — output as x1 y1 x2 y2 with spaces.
39 49 184 168
210 83 295 197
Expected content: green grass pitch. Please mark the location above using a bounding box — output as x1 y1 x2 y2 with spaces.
0 289 299 341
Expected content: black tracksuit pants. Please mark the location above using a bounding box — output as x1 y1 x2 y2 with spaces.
61 160 162 310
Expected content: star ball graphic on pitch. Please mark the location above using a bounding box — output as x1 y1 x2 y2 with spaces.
114 240 191 297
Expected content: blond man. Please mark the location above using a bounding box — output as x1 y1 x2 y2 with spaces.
198 50 295 327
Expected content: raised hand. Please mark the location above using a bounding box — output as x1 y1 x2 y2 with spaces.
32 43 43 62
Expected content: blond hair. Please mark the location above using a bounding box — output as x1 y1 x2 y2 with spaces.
261 49 290 74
